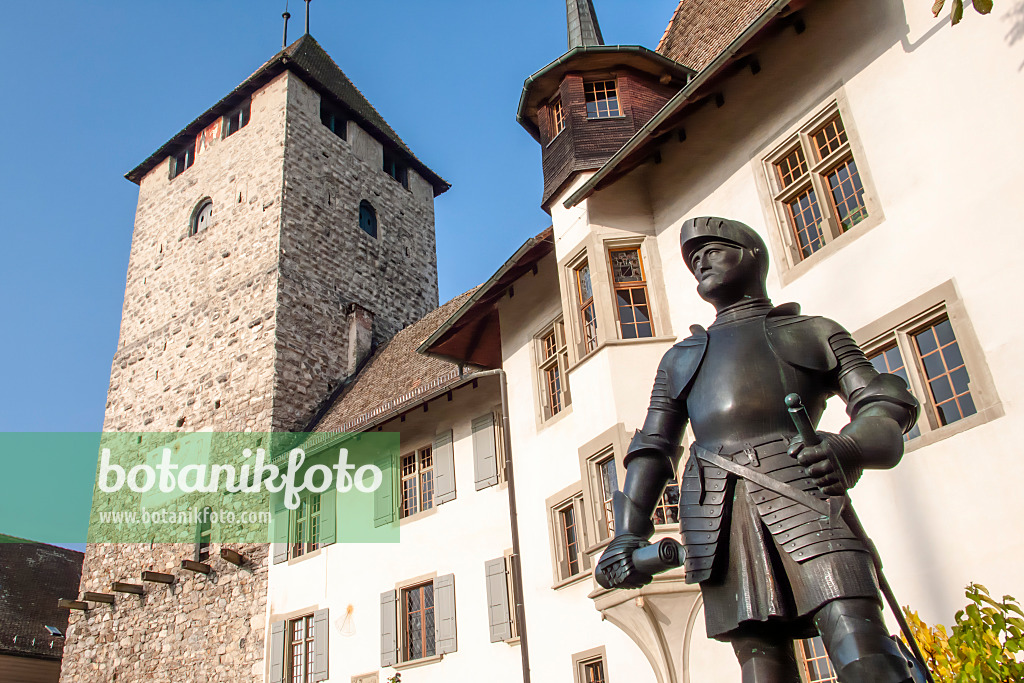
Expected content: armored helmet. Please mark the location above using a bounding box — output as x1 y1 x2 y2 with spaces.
680 216 769 279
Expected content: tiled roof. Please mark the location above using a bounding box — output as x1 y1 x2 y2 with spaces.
0 540 83 659
126 35 448 194
313 289 479 433
657 0 776 71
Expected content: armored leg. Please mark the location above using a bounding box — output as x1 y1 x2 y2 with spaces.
813 598 913 683
729 631 800 683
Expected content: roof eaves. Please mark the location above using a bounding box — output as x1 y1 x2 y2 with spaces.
417 228 554 356
563 0 796 208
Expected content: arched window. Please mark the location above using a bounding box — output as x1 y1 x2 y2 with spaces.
190 199 213 236
359 200 378 238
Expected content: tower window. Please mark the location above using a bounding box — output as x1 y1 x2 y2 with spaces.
551 98 565 136
320 100 347 140
383 149 409 189
171 145 195 179
194 506 212 563
223 100 251 138
584 80 620 119
359 200 378 238
190 199 213 236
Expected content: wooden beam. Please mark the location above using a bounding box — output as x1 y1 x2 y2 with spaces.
220 548 247 566
181 559 212 574
141 570 176 585
111 581 144 595
82 592 115 604
58 598 88 610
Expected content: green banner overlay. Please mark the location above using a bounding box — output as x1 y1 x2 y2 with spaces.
0 432 401 545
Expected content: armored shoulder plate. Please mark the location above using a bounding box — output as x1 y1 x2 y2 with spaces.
765 306 843 373
663 325 708 400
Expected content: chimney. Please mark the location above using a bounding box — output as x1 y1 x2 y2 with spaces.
345 303 374 377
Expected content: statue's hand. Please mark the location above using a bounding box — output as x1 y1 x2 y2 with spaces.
595 534 652 590
788 432 864 496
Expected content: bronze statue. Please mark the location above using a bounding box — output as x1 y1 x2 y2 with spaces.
595 217 921 682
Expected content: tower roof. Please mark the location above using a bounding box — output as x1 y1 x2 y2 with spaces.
567 0 604 49
125 35 449 195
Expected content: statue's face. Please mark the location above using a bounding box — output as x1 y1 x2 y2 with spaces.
689 241 759 306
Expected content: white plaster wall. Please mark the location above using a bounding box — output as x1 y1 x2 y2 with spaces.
266 384 525 682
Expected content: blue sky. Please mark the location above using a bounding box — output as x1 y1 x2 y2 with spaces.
0 0 679 433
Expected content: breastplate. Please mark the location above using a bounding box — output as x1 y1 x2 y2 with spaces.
686 316 819 452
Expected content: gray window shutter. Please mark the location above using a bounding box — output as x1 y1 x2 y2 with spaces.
435 573 457 654
272 495 289 564
374 455 395 528
269 620 286 683
433 430 456 504
380 590 398 667
473 413 499 490
312 608 329 681
319 489 337 546
485 558 512 643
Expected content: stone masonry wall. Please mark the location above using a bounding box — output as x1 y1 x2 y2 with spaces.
271 72 439 431
61 543 269 683
66 74 291 683
103 72 289 434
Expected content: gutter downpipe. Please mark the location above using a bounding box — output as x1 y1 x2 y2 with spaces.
563 0 796 208
472 368 531 683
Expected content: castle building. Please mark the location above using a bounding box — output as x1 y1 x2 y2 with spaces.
64 1 1024 682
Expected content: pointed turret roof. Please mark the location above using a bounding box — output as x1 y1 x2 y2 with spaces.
567 0 604 48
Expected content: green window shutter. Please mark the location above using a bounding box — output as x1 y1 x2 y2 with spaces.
380 590 398 667
485 558 512 643
272 495 289 564
472 414 499 491
319 489 337 546
374 455 395 528
433 430 456 504
312 608 329 681
269 620 286 683
435 573 457 654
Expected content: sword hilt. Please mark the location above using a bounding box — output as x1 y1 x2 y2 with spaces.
785 393 821 446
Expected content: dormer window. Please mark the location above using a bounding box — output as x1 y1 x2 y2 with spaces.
171 146 195 179
320 100 347 140
584 80 620 119
223 100 251 138
383 149 408 189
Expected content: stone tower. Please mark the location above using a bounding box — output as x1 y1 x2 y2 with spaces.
60 34 448 683
517 0 691 210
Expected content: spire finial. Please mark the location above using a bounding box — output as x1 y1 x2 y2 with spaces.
304 0 311 35
567 0 604 49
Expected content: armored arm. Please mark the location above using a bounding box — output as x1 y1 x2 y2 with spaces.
596 349 689 589
791 325 920 495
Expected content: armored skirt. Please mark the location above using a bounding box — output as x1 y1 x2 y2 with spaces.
680 438 880 640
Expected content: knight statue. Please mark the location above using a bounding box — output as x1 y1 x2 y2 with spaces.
595 217 922 683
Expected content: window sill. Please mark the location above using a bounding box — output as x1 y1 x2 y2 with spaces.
546 129 565 148
776 211 885 286
569 335 677 373
286 547 323 566
393 653 443 670
903 402 1004 454
399 505 439 526
586 115 628 122
539 404 574 431
505 636 521 647
552 570 591 591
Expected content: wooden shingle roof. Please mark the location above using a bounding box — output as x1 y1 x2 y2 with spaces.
657 0 777 71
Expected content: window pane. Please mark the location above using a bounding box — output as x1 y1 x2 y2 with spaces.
812 116 848 161
826 158 868 231
775 147 807 188
867 345 919 441
584 81 620 118
560 506 579 575
786 189 824 259
800 636 838 682
653 478 680 525
610 249 643 283
914 319 975 426
576 263 593 303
